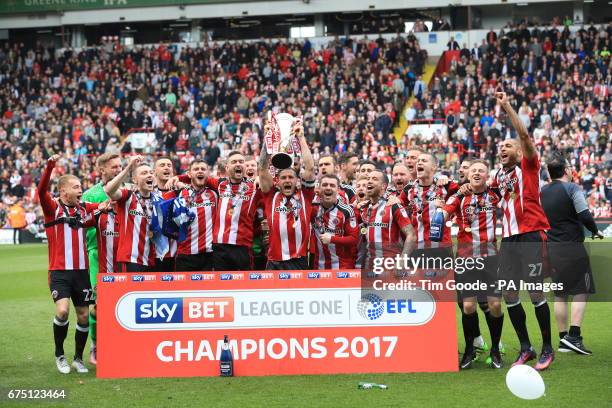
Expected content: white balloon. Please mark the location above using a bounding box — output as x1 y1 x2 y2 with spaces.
506 365 546 400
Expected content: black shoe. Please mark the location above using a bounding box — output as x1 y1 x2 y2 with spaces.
460 349 477 370
560 335 592 355
558 341 571 353
489 349 503 369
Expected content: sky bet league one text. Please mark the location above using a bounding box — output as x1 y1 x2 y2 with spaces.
98 270 457 378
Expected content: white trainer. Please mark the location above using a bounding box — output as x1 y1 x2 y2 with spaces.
71 358 89 373
56 355 71 374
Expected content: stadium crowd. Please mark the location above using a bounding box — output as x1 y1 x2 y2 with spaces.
0 33 427 231
0 21 610 234
406 21 611 217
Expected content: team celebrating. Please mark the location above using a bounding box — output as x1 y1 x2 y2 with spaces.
39 92 601 375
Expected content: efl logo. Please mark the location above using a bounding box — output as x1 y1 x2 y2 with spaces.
357 294 417 321
135 297 234 324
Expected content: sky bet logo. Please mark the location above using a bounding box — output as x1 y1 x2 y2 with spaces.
135 297 234 324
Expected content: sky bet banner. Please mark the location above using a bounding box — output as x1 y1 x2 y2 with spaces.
97 271 457 378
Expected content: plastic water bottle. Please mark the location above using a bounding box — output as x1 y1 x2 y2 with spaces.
358 382 388 389
220 335 233 377
430 208 445 242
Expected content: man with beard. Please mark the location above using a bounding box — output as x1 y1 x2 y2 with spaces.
170 151 260 270
360 169 416 266
153 157 178 271
82 153 122 365
311 174 359 269
258 122 315 270
164 160 218 271
105 156 160 272
389 163 411 196
489 92 553 370
339 152 359 201
442 160 505 369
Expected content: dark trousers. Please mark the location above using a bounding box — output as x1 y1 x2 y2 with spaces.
212 244 252 271
119 262 154 273
176 253 213 272
266 257 309 271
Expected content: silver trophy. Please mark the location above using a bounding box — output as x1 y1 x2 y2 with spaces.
265 111 302 170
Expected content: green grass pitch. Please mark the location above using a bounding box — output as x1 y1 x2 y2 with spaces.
0 244 610 407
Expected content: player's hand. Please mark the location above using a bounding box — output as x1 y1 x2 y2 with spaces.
458 183 473 195
356 200 369 211
128 155 143 168
592 231 604 240
495 89 509 106
48 154 61 163
98 199 112 213
165 176 180 190
291 119 304 139
434 198 445 208
385 194 401 207
263 122 272 135
320 233 333 245
261 220 270 246
436 175 450 186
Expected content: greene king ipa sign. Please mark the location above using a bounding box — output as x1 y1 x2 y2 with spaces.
1 0 282 15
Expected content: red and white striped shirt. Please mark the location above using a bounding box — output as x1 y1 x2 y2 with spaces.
38 161 98 271
491 156 550 238
115 189 157 266
311 200 359 269
95 210 119 273
208 177 258 247
359 198 412 259
400 180 458 248
166 187 218 255
444 189 500 257
259 184 315 262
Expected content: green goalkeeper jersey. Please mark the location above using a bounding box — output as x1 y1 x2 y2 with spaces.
82 182 109 270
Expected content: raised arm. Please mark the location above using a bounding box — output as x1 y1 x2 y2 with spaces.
294 121 314 182
37 154 60 217
104 155 142 200
258 144 274 194
496 91 536 160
